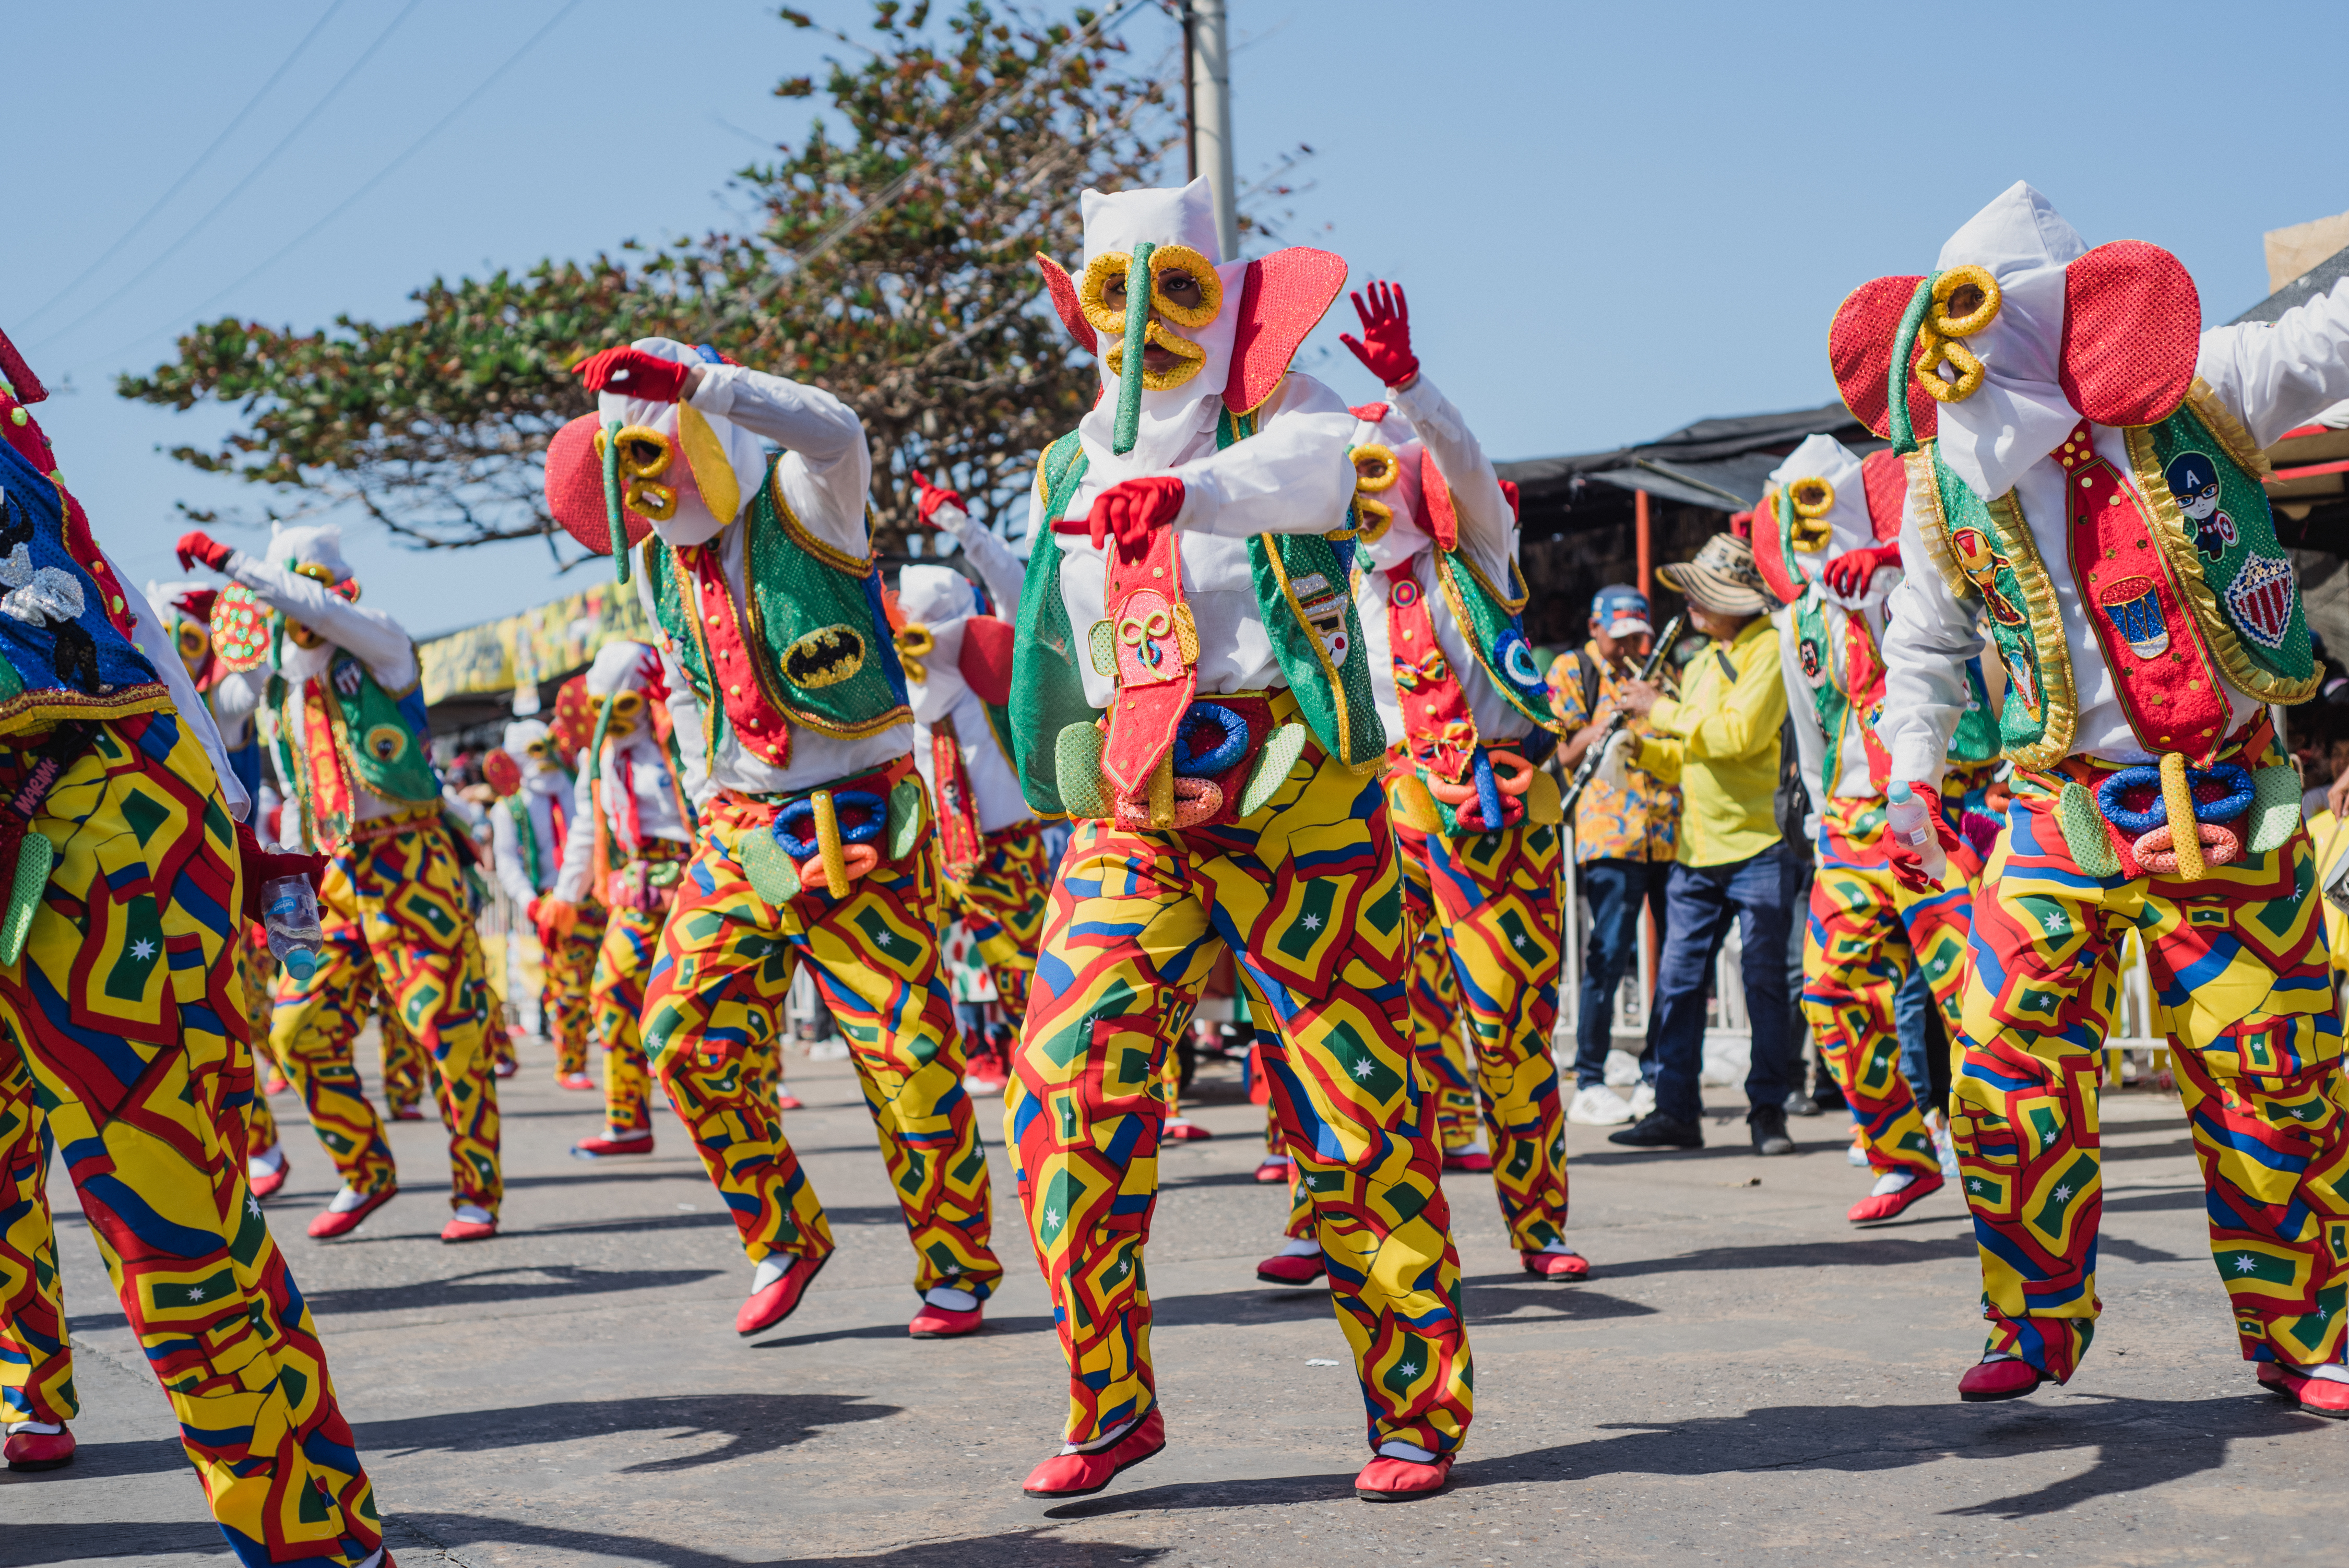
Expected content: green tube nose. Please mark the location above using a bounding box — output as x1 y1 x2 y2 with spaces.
1112 241 1156 456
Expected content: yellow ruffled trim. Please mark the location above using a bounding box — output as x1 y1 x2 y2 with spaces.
1984 485 2077 770
2184 377 2275 483
2123 422 2319 706
1899 449 1977 603
767 465 875 576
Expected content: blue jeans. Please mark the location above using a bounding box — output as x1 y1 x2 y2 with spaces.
1647 846 1801 1125
1574 859 1669 1089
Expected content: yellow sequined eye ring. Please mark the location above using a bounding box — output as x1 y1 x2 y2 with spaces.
1928 266 2001 339
1353 444 1400 494
1789 479 1835 520
1912 266 2001 405
1077 247 1224 334
1078 252 1132 334
894 624 935 683
1355 497 1394 544
596 425 674 479
1103 321 1208 390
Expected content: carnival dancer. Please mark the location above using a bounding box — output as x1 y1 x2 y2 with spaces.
176 521 503 1244
0 328 388 1562
1754 436 1999 1225
148 578 294 1199
901 479 1048 1096
1254 282 1580 1289
1006 181 1470 1502
538 640 696 1159
1844 181 2349 1412
541 336 1000 1344
487 717 601 1090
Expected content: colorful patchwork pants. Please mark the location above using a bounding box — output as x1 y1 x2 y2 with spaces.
546 900 607 1078
271 810 501 1217
1804 795 1972 1177
235 926 281 1154
944 820 1052 1022
0 714 381 1564
1008 723 1472 1455
592 866 680 1140
1392 807 1477 1153
640 776 1000 1301
1957 783 2347 1382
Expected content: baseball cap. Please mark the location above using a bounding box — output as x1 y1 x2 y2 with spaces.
1591 584 1652 639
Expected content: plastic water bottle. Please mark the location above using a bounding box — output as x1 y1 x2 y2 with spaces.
262 876 325 983
1885 780 1947 883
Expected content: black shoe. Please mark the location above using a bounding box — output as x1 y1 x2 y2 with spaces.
1608 1111 1704 1149
1783 1090 1821 1117
1749 1103 1796 1156
1812 1080 1848 1112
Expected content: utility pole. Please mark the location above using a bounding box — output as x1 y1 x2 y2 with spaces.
1189 0 1238 262
1179 1 1198 181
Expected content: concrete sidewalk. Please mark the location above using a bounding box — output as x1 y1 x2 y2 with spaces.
7 1036 2341 1567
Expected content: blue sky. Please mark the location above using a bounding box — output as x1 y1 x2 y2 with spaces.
7 0 2344 637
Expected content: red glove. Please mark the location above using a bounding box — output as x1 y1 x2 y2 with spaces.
525 897 542 925
1338 279 1419 389
176 530 233 573
914 472 967 527
1883 784 1963 895
1085 476 1185 556
234 820 327 924
173 587 218 623
1822 541 1902 600
573 346 690 403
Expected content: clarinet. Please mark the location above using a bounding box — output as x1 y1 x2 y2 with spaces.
1558 614 1684 817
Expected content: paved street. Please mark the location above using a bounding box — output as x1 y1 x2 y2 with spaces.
10 1036 2344 1568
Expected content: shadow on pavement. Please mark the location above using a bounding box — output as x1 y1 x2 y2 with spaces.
1587 1234 1975 1280
67 1264 723 1335
1045 1469 1355 1518
389 1515 1170 1566
1465 1391 2318 1518
1461 1280 1659 1321
362 1391 900 1474
0 1519 224 1566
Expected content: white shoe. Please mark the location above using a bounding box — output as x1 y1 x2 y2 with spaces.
1601 1049 1644 1088
1846 1125 1870 1168
1625 1082 1656 1121
1567 1085 1633 1126
805 1037 851 1061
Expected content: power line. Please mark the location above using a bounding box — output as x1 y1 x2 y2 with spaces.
15 0 355 332
93 0 589 370
31 0 426 354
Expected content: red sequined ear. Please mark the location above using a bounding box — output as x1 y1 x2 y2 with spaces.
1750 494 1799 607
483 750 522 798
1859 448 1908 543
1348 401 1390 424
0 326 48 404
1227 247 1348 415
1417 446 1457 551
1033 255 1098 355
543 415 653 555
1829 275 1937 442
959 615 1015 706
2059 240 2200 429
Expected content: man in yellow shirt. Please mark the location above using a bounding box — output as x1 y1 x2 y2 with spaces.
1605 533 1801 1154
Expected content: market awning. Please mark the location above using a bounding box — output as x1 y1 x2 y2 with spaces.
418 578 652 707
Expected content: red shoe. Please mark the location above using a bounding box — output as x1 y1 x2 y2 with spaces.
962 1064 1006 1096
1443 1149 1492 1173
776 1090 805 1111
1957 1357 2046 1402
389 1104 425 1122
1356 1452 1452 1501
572 1131 654 1159
555 1071 595 1091
737 1254 828 1336
1021 1408 1165 1499
2271 1366 2349 1418
263 1074 290 1096
1253 1158 1293 1183
440 1215 497 1243
1255 1251 1325 1285
909 1302 983 1338
1162 1120 1213 1142
307 1186 396 1240
1848 1172 1943 1224
1521 1249 1590 1280
248 1157 289 1201
4 1423 75 1471
493 1060 519 1079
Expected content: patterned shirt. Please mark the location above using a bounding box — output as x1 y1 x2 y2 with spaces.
1547 640 1680 864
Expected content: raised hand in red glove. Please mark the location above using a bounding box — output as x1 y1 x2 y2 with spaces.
914 472 967 527
572 346 691 403
1822 541 1902 600
1084 476 1185 557
1338 279 1419 390
1883 783 1963 895
176 530 233 574
234 819 327 925
172 587 219 623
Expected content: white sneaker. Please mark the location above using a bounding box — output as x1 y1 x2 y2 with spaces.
1602 1049 1644 1088
805 1037 851 1061
1568 1085 1633 1126
1625 1082 1656 1121
1846 1125 1870 1168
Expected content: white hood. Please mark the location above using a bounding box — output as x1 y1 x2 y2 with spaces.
594 338 772 548
1931 182 2087 500
266 521 352 580
896 564 983 725
1766 434 1890 609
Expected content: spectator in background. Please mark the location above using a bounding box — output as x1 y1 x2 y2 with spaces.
1601 534 1801 1156
1548 585 1681 1126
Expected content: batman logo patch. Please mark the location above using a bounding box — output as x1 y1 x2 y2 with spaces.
782 624 866 690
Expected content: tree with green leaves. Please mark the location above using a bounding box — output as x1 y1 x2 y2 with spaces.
121 1 1173 562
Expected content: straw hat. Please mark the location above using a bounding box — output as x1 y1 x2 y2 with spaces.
1657 532 1771 615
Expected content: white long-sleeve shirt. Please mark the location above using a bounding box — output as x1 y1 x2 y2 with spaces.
1882 276 2349 781
1349 374 1532 748
914 510 1033 835
124 563 247 821
1775 589 1900 817
491 766 572 905
640 365 913 799
1051 371 1359 706
219 551 421 836
550 732 691 903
